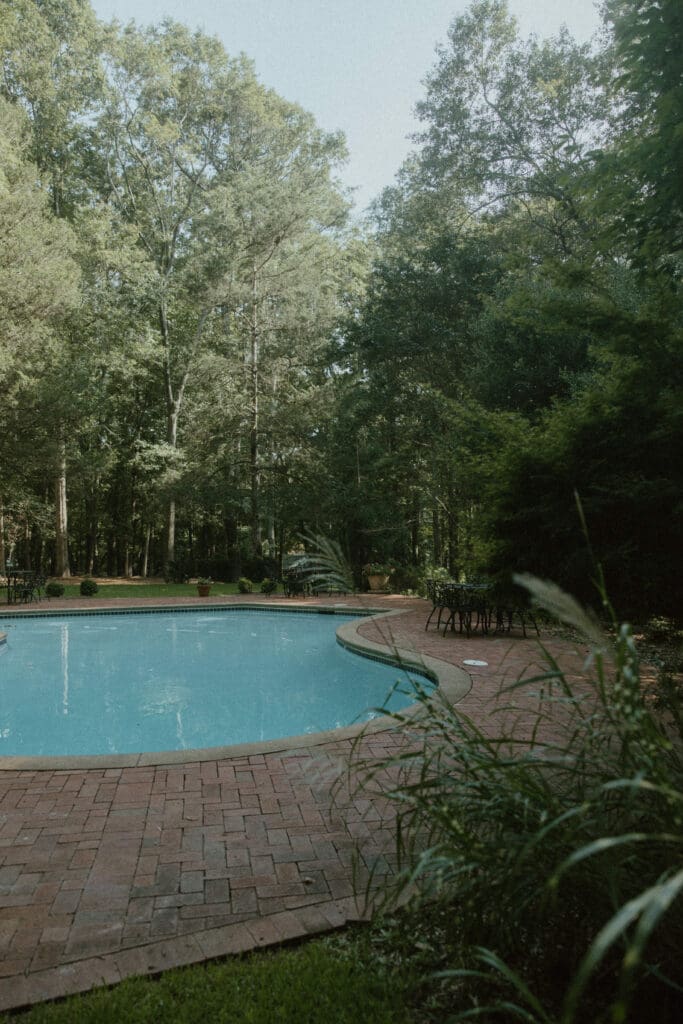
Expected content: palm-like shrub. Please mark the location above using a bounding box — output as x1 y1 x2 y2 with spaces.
296 532 355 593
351 575 683 1022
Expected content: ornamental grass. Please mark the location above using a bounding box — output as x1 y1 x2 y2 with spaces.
347 574 683 1023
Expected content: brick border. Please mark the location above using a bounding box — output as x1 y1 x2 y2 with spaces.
0 895 374 1012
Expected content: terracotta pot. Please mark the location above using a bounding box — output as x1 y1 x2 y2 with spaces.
197 584 211 597
366 573 390 592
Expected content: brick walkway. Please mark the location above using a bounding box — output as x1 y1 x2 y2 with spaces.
0 594 592 1011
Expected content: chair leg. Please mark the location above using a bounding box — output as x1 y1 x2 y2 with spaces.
442 609 456 636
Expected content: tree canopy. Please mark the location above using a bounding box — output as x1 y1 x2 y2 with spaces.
0 0 680 617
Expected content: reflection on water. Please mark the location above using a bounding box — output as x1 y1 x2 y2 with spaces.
0 610 432 757
60 622 69 716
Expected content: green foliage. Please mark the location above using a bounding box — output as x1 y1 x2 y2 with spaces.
237 577 253 594
164 561 190 584
45 581 65 597
0 0 680 622
298 532 355 594
362 563 392 576
0 95 79 387
79 577 98 596
601 0 683 263
390 565 422 594
350 576 683 1022
259 577 277 594
49 583 242 599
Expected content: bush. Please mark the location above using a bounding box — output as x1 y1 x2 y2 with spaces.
79 577 99 596
260 577 277 594
164 559 190 584
195 558 232 583
390 565 422 594
45 581 65 598
240 556 278 583
349 574 683 1023
238 577 253 594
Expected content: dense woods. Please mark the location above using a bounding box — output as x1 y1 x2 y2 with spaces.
1 0 681 617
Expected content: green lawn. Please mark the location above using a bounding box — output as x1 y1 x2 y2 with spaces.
7 936 415 1024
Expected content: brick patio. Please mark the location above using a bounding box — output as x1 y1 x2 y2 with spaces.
0 594 592 1011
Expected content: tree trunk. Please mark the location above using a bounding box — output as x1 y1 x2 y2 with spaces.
447 481 458 579
0 500 5 574
165 496 176 571
432 505 442 566
141 524 151 578
160 297 179 575
249 272 262 556
54 440 71 577
84 485 99 575
411 493 420 563
164 404 179 571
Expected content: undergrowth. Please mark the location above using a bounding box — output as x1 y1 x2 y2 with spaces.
345 574 683 1023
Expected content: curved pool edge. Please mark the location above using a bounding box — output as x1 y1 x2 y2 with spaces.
335 611 471 710
0 604 471 772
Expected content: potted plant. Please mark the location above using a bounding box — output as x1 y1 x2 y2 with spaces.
196 576 212 597
362 562 392 593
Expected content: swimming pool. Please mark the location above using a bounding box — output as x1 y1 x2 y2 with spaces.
0 608 432 758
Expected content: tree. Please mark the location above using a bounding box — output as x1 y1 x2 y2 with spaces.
599 0 683 264
0 94 80 572
411 0 610 256
0 97 79 385
98 20 348 569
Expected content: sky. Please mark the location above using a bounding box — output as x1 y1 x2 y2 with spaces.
90 1 603 215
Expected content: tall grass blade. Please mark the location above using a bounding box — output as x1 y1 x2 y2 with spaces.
562 870 683 1023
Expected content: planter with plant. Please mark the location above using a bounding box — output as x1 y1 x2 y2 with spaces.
196 577 212 597
362 563 392 592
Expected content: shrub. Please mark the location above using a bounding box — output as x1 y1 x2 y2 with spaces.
260 577 277 594
45 581 65 598
362 562 392 576
79 578 98 596
348 574 683 1023
240 556 278 583
195 558 231 583
390 565 422 594
238 577 253 594
164 559 190 584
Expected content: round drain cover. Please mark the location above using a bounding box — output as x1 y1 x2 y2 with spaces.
463 659 488 667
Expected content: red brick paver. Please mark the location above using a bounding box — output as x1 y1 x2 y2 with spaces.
0 594 591 1011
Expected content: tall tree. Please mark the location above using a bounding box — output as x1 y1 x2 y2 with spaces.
100 20 347 567
599 0 683 264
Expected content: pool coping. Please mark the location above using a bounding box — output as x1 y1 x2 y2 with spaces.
0 604 471 772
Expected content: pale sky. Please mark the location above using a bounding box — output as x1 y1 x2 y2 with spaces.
90 1 603 214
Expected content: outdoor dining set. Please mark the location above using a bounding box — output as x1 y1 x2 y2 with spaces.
425 578 540 638
2 566 47 605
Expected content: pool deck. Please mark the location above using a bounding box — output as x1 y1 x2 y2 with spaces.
0 593 594 1012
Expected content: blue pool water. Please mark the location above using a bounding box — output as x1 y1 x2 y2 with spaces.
0 610 428 757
